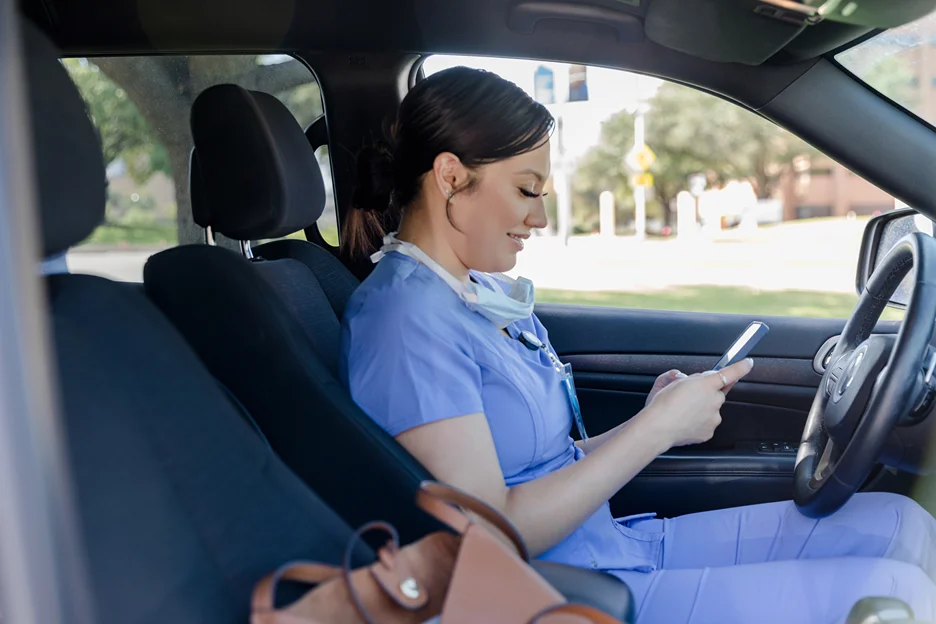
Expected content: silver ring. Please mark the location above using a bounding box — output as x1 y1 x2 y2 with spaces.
718 372 728 388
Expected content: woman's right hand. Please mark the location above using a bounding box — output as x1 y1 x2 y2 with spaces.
640 358 754 448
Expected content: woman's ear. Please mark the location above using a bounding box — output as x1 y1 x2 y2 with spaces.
432 152 469 200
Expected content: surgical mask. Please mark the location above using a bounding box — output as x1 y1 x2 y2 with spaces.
371 233 535 329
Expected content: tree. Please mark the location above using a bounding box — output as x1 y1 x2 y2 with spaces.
644 83 816 205
64 59 171 184
66 55 322 244
575 82 816 227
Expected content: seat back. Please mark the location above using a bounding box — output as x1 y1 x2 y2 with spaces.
26 22 361 623
144 245 439 542
145 84 441 542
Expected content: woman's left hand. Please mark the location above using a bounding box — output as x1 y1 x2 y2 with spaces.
646 369 688 406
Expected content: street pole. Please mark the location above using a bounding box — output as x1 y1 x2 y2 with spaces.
624 78 655 241
632 77 648 240
633 102 646 240
555 115 572 246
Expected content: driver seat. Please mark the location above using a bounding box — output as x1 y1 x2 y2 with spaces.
142 84 636 616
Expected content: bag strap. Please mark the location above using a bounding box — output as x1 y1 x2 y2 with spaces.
342 520 431 623
530 603 626 623
416 481 529 561
251 562 342 612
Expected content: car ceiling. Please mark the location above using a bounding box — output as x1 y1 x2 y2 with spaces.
21 0 927 110
19 0 933 63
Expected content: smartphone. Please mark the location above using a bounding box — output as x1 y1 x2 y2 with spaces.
712 321 769 371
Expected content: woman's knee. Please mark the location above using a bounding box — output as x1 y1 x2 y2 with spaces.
876 492 934 534
873 559 936 621
849 491 932 526
856 492 936 569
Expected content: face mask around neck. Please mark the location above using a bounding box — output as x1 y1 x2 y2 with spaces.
371 233 535 329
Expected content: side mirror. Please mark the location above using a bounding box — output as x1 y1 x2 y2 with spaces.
856 208 935 309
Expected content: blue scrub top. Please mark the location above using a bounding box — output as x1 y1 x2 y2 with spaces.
339 250 662 573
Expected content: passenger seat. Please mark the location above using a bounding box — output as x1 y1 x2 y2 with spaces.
143 84 636 618
187 85 355 375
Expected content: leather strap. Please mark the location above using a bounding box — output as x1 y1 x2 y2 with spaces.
343 521 396 624
417 481 529 561
251 562 342 612
530 603 625 623
342 520 439 623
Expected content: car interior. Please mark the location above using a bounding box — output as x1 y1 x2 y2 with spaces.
6 0 936 622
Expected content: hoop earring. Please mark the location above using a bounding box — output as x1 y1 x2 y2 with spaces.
445 191 465 235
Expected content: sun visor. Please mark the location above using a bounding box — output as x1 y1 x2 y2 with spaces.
645 0 936 66
645 0 805 65
772 0 936 29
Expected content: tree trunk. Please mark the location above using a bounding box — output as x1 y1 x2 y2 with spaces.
95 55 318 249
164 141 198 244
661 191 675 228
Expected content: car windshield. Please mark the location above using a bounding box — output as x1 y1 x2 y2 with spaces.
837 11 936 126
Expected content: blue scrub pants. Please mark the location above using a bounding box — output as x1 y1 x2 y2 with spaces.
612 492 936 624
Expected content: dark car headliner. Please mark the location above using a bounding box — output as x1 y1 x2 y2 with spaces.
17 0 921 64
17 0 906 113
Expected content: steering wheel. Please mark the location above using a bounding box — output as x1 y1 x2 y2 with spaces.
794 232 936 518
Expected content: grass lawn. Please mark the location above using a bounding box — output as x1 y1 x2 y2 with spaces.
82 224 335 247
536 285 905 320
83 223 177 246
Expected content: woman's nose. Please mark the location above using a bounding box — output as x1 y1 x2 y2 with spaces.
527 199 548 229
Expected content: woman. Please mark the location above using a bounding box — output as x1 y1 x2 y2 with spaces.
339 67 936 622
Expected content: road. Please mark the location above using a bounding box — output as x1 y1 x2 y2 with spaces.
66 218 867 294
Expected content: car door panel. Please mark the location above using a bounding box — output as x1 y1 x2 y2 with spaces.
614 452 798 519
576 372 818 410
540 305 871 358
536 303 901 517
578 384 813 448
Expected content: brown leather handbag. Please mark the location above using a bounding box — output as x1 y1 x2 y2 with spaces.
251 481 624 624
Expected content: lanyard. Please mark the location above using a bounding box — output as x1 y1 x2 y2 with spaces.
517 330 588 442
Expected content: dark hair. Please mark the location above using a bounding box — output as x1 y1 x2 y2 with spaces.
343 66 554 261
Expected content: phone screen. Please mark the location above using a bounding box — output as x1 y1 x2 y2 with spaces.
712 322 769 371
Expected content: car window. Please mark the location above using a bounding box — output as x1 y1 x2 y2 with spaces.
422 55 902 320
314 145 338 246
836 12 936 128
63 54 332 282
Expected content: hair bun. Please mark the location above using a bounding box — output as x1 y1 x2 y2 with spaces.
351 141 396 214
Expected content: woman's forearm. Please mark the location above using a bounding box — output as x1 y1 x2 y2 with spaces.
574 418 633 455
504 410 670 557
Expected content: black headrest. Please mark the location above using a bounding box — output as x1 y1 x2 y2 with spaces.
189 84 325 241
22 20 105 256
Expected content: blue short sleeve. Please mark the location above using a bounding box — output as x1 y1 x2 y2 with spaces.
341 292 485 437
